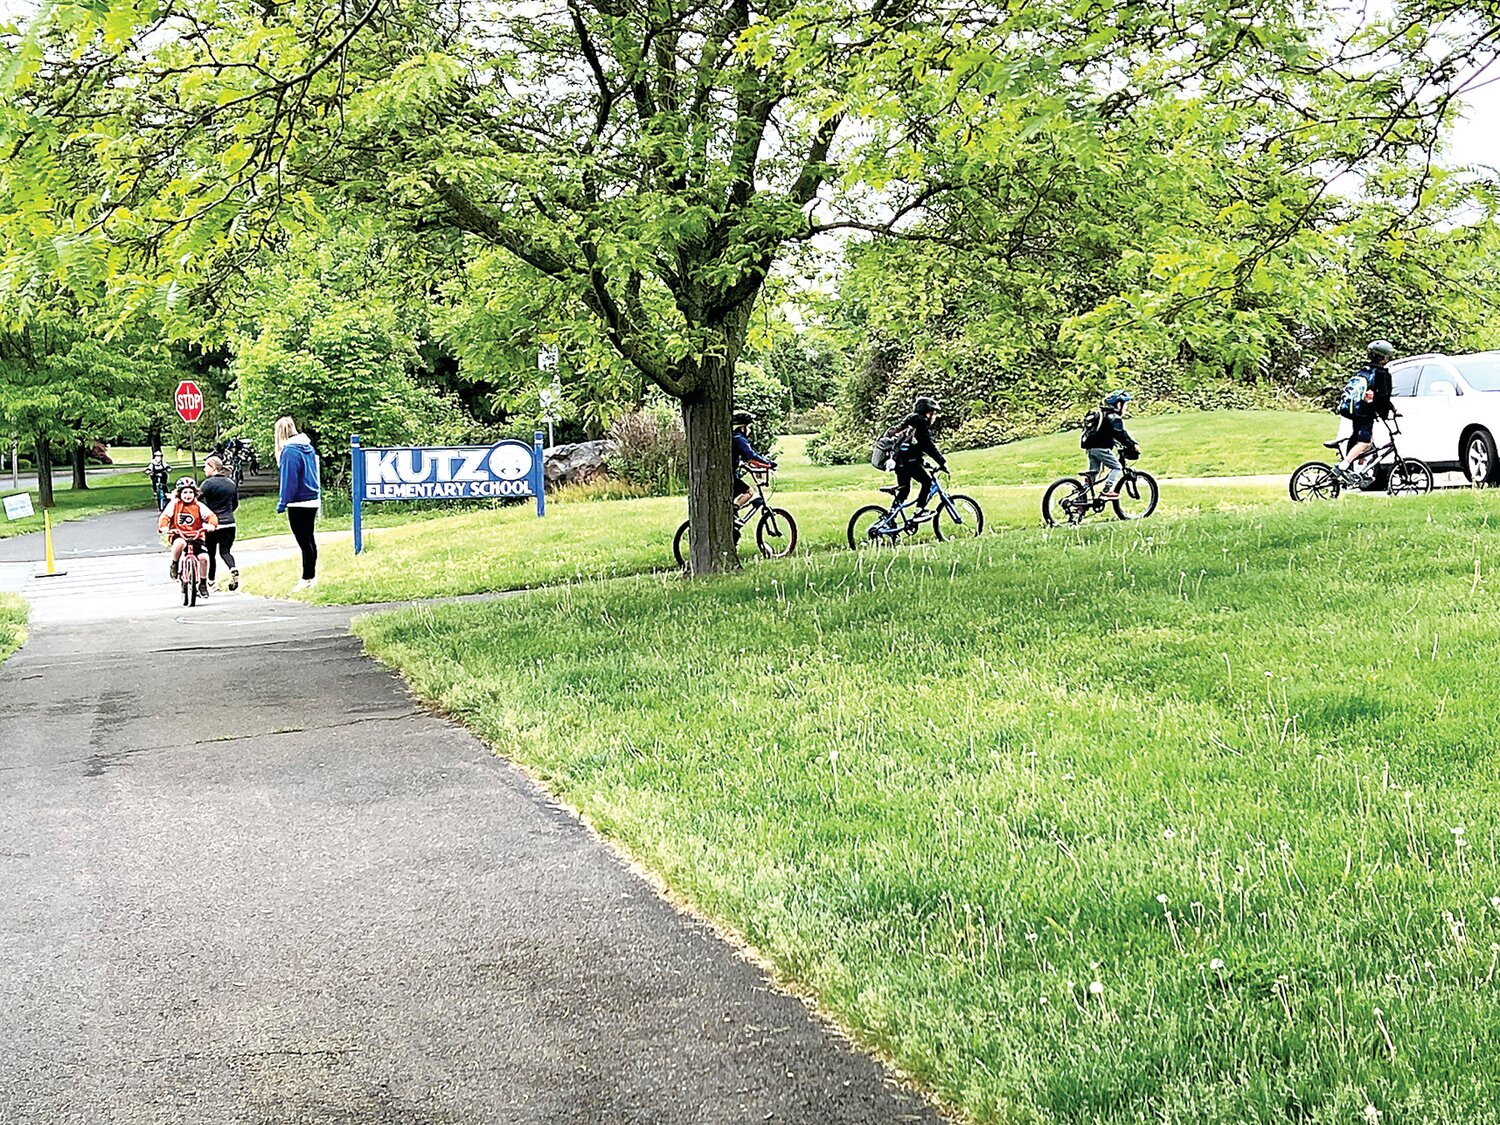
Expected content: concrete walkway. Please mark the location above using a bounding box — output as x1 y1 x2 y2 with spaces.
0 511 941 1124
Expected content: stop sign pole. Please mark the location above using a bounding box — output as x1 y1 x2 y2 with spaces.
175 380 204 469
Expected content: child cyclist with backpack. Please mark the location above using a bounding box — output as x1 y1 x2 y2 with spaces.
1331 339 1396 483
1081 391 1139 499
872 396 949 520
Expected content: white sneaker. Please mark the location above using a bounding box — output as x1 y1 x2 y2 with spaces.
291 578 316 593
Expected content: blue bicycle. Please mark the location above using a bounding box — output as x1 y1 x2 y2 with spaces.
847 464 984 549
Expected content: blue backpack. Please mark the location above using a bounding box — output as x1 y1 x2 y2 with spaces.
1337 370 1371 419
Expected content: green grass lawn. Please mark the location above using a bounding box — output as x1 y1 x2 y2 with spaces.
0 593 26 662
356 490 1500 1123
243 407 1325 603
0 474 157 540
243 481 1285 602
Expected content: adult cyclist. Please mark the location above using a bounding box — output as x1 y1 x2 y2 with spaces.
732 411 777 512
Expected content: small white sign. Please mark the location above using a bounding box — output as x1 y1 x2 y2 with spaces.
4 493 35 520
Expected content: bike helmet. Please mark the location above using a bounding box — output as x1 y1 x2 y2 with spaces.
732 411 755 427
913 395 940 414
1367 339 1396 363
175 476 198 495
1103 390 1134 410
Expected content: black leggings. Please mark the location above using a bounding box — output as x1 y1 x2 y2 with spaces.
287 506 318 580
893 463 934 509
204 527 237 581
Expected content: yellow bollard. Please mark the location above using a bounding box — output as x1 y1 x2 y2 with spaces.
34 509 68 579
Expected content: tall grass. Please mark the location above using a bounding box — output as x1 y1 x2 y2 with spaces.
357 492 1500 1123
0 593 27 661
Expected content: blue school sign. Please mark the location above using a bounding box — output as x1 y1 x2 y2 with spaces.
350 433 545 554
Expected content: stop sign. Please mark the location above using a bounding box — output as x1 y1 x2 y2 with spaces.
174 380 204 423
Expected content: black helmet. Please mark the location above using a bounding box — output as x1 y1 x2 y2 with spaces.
1367 339 1396 363
913 396 940 414
732 410 755 427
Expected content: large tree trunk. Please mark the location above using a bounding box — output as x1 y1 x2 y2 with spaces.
680 302 753 576
71 441 90 491
34 435 54 509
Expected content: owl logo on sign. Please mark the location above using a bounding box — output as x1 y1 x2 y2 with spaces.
487 443 533 482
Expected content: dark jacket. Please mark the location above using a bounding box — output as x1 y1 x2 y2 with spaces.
276 436 322 512
199 474 239 527
1353 363 1394 420
732 433 774 469
1083 409 1136 450
894 412 945 467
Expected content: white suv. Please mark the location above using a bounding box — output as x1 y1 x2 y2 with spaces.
1354 351 1500 484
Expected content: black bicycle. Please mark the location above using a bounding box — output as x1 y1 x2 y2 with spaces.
1041 460 1159 527
673 469 798 568
847 465 984 549
1289 418 1432 501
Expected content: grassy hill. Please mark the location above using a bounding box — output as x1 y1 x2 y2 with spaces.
242 409 1326 603
356 490 1500 1123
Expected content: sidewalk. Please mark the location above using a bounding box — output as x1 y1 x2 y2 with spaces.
0 523 942 1123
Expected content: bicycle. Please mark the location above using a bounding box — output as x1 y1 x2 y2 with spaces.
175 535 210 606
147 469 170 512
846 464 984 549
1041 459 1159 527
672 469 798 568
1289 417 1432 501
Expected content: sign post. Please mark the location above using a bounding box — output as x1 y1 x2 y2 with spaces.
175 380 204 470
351 432 546 555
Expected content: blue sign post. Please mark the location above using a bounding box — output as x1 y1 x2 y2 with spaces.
351 432 546 554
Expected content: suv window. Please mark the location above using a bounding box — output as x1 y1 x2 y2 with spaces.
1417 365 1461 396
1453 356 1500 392
1390 365 1420 397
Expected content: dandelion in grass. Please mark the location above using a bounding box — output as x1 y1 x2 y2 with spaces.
1365 1105 1382 1124
1163 827 1177 841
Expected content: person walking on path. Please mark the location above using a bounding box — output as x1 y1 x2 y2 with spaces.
200 456 240 592
275 416 322 593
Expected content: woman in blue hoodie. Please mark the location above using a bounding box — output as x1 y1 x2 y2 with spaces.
275 415 322 592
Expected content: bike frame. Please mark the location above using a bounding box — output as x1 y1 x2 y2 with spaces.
1074 464 1148 507
1337 418 1404 475
868 464 957 537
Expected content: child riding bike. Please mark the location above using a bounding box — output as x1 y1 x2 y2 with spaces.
146 451 171 510
732 411 778 512
158 476 218 599
1081 391 1140 500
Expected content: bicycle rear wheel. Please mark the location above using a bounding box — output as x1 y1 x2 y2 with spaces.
933 494 984 541
1289 462 1342 502
1387 458 1433 497
1113 471 1158 520
848 505 897 550
756 507 798 558
1042 478 1090 526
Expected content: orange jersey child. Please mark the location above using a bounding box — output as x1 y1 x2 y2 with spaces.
158 477 218 587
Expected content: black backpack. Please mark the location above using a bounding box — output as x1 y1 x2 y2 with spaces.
1079 408 1104 448
870 423 914 471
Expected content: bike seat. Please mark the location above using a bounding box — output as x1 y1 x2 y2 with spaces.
1322 440 1344 450
878 486 900 496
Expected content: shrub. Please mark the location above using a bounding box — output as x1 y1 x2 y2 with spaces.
733 362 790 455
606 405 687 495
805 424 869 466
787 403 835 434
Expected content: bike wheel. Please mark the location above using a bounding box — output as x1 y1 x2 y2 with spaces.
1387 458 1433 497
1289 462 1342 502
1113 472 1159 521
1042 478 1090 527
933 494 984 541
756 507 798 559
848 504 897 550
671 520 691 569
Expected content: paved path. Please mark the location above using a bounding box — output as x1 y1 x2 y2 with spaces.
0 512 940 1124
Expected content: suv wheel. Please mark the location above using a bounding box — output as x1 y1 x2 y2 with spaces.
1465 429 1498 486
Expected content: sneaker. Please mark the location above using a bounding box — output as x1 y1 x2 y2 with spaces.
169 560 179 580
912 508 935 523
197 580 210 598
291 578 318 594
228 568 240 592
1100 491 1121 500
